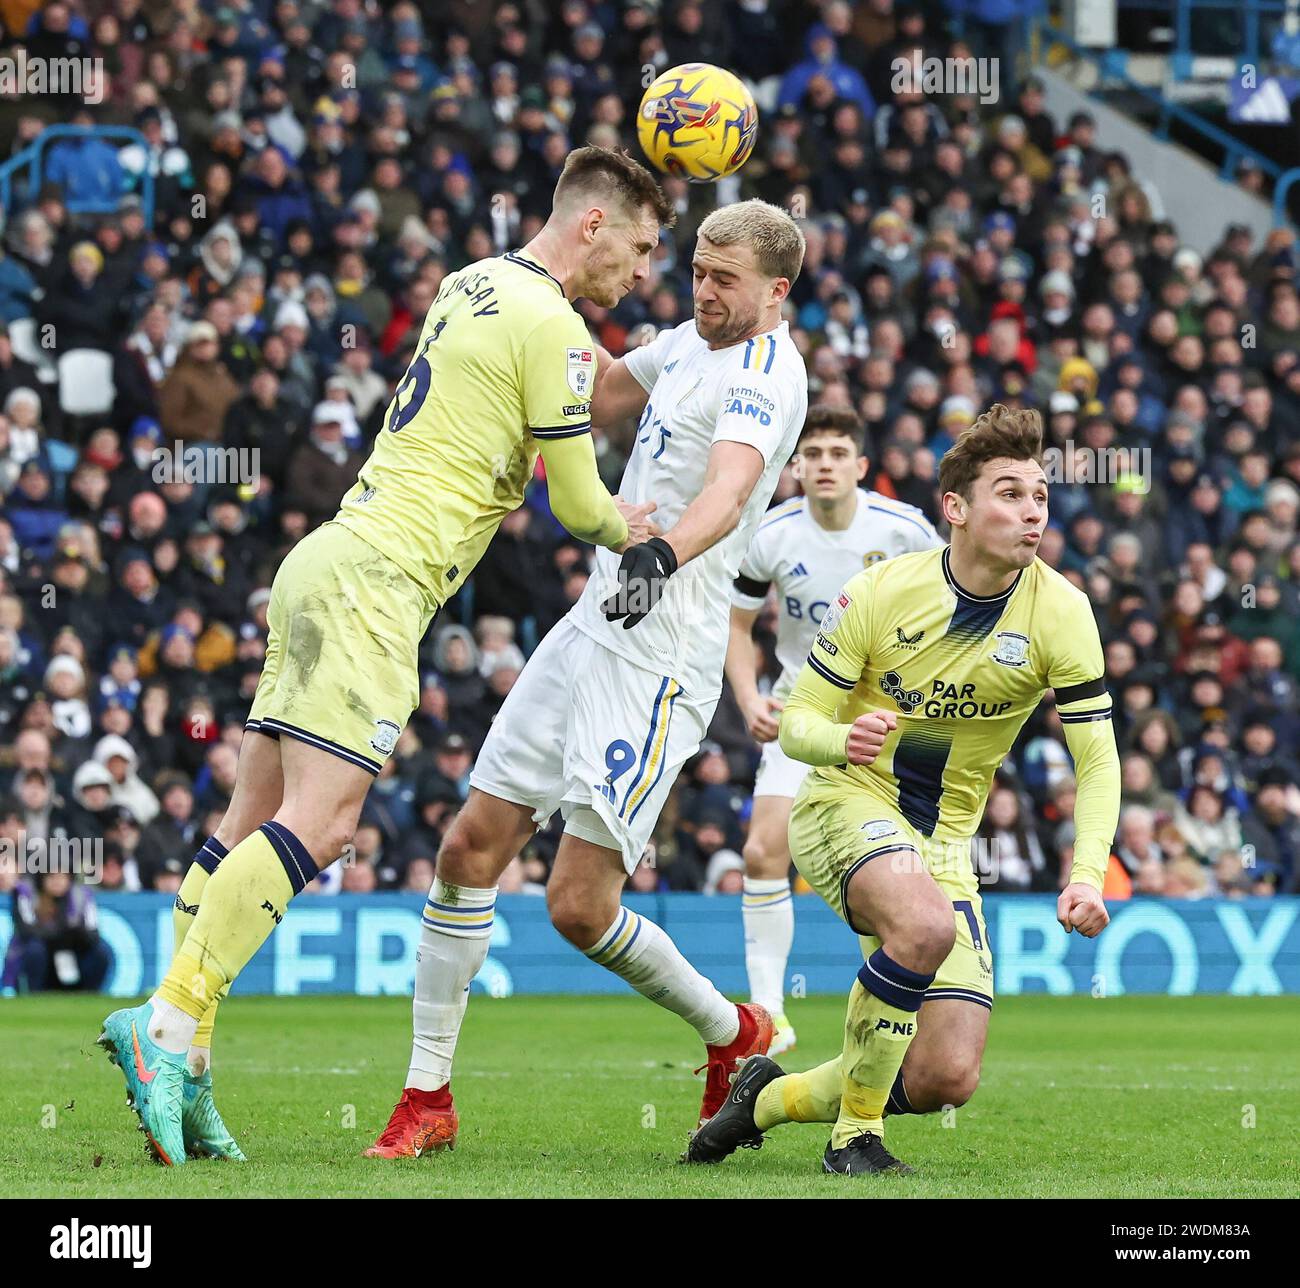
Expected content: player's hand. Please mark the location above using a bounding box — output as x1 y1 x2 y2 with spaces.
613 497 661 552
844 709 897 766
601 536 678 629
743 694 784 743
1057 883 1109 937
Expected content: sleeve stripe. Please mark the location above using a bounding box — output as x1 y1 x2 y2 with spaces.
806 653 855 690
1059 706 1113 724
1054 676 1108 705
531 422 592 440
733 573 771 598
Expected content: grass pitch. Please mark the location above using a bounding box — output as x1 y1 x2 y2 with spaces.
3 993 1297 1198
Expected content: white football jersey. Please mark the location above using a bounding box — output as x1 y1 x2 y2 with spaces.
732 489 941 699
568 319 808 699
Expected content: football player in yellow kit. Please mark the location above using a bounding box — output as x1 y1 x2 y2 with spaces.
687 404 1120 1176
97 147 673 1166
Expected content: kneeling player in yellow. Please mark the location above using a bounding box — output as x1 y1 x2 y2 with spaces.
686 404 1121 1175
95 147 673 1166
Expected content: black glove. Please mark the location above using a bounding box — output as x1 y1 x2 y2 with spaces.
601 537 678 630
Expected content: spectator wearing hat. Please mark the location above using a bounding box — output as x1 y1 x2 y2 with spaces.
35 241 121 354
156 320 241 446
93 732 158 824
283 399 363 529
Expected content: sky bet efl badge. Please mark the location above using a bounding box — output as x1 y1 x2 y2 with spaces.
567 347 594 398
819 591 851 636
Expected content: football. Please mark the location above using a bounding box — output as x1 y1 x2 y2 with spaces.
636 62 759 182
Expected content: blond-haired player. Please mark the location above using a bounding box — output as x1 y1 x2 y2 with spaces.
367 199 810 1156
688 405 1120 1175
97 147 674 1166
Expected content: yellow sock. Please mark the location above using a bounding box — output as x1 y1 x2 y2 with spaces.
157 824 317 1020
830 950 931 1148
755 1058 842 1130
173 848 230 1055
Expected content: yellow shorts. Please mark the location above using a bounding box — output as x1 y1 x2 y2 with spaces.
789 771 994 1010
247 522 440 775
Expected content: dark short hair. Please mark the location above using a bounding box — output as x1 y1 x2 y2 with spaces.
798 404 865 454
938 404 1044 500
553 146 675 228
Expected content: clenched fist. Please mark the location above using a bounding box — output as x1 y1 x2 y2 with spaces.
845 709 898 766
1057 883 1109 937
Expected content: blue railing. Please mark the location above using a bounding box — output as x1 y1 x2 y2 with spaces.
1040 24 1288 187
1116 0 1291 73
0 125 153 225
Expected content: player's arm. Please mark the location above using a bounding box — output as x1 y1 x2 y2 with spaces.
590 342 651 426
1049 592 1121 937
523 320 636 551
727 602 782 742
538 433 650 550
727 539 781 741
661 439 765 565
778 575 896 766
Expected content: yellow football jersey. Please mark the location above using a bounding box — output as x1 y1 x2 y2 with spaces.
334 250 600 598
780 546 1120 889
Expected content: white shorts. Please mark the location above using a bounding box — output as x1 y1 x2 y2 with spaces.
752 736 813 799
470 617 717 874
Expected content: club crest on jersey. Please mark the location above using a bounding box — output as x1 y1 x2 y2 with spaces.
895 626 925 649
864 550 887 566
860 819 899 841
369 719 400 756
991 631 1031 668
819 591 851 636
566 347 594 398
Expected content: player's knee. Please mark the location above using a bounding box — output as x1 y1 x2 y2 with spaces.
742 836 770 875
893 907 956 973
436 816 503 887
922 1058 981 1109
546 884 613 950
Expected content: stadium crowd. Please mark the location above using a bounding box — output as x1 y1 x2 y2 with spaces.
3 0 1300 989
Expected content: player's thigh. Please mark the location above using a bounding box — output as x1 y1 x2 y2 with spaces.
788 779 951 954
752 737 811 806
436 787 538 888
276 735 376 865
469 619 580 820
250 523 431 776
743 792 793 878
560 648 714 876
214 729 284 849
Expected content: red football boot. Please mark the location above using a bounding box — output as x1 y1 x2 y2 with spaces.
364 1086 459 1158
696 1003 775 1126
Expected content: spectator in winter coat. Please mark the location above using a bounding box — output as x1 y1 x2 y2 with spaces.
283 401 362 527
157 320 241 443
36 242 121 353
1 870 112 993
93 732 159 825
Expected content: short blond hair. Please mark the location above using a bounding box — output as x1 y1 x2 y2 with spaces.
697 199 805 283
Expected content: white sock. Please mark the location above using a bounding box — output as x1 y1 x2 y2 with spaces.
143 996 199 1055
186 1045 211 1077
407 878 497 1092
585 907 738 1046
743 877 793 1017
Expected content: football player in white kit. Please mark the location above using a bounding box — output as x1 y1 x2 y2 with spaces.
367 200 810 1157
725 405 941 1055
